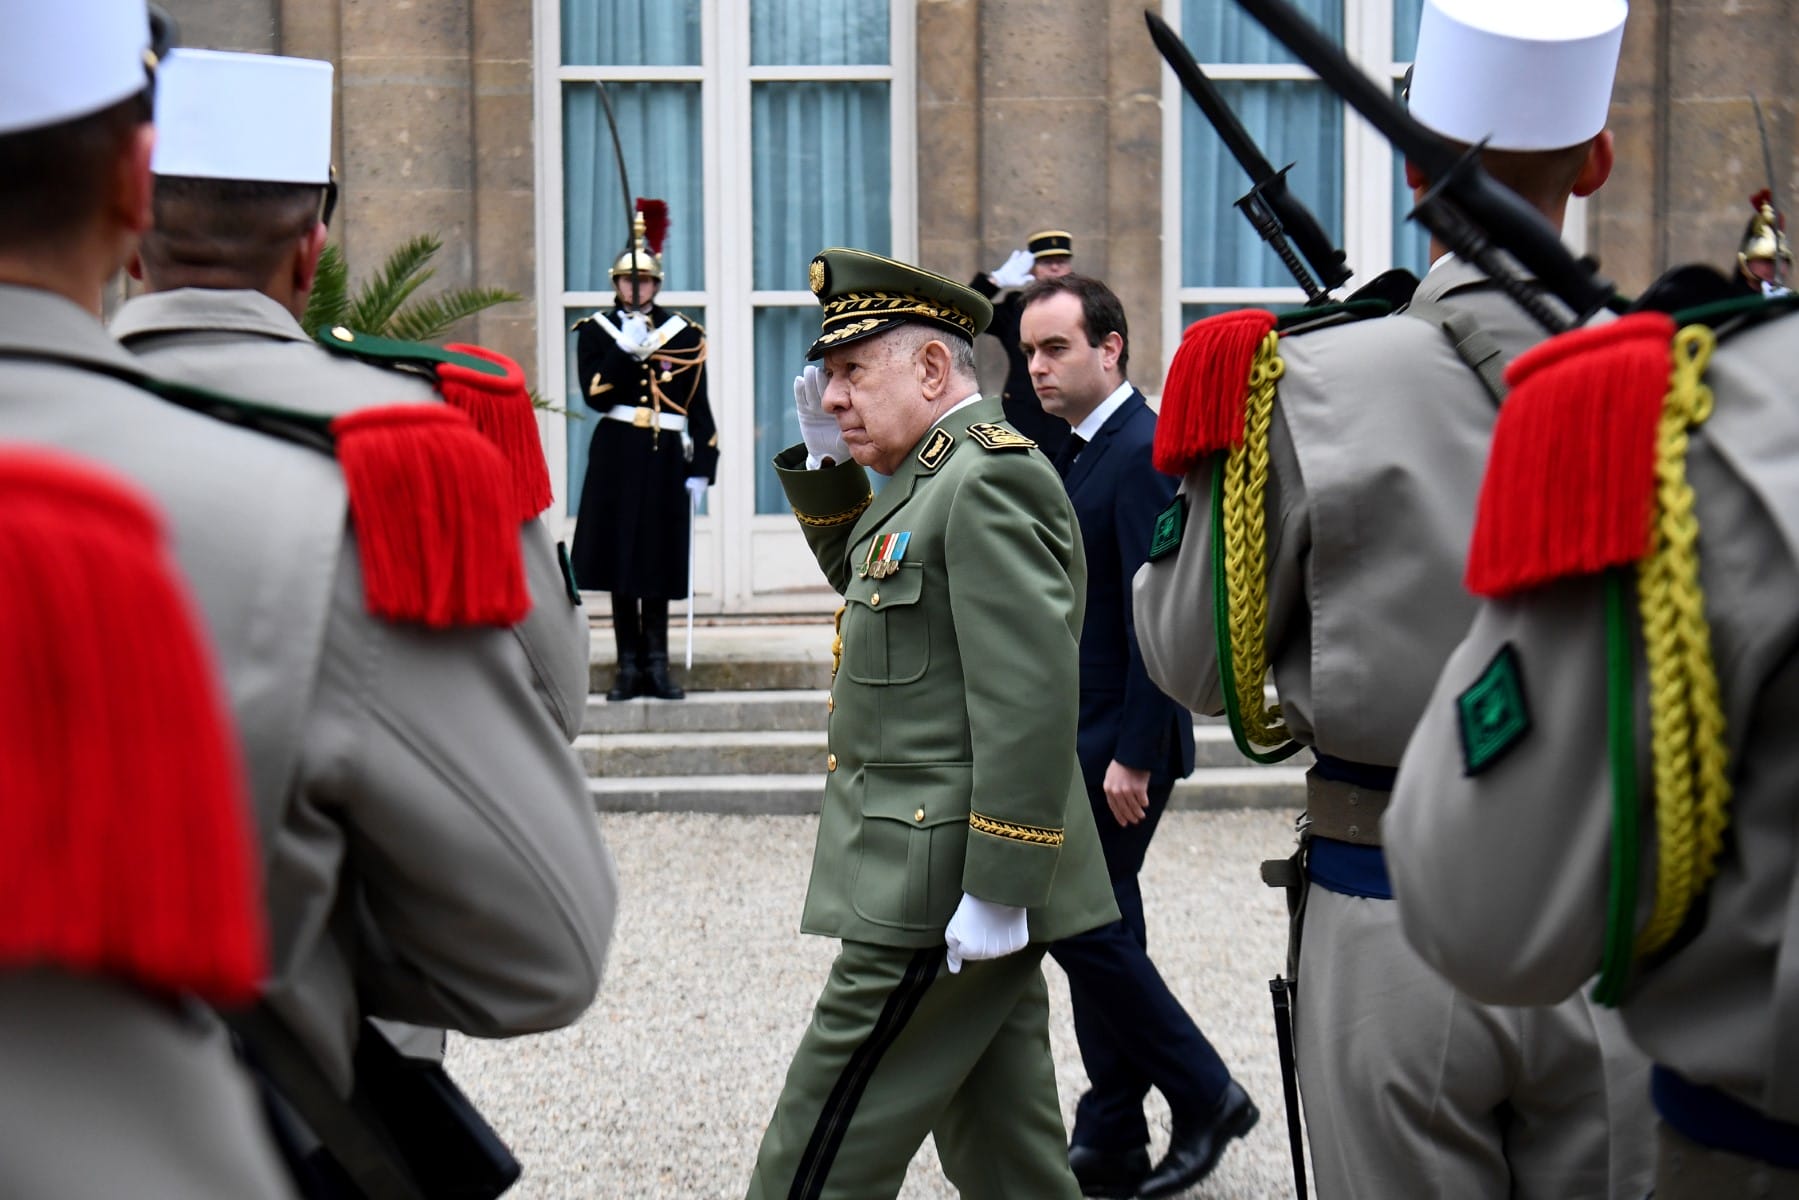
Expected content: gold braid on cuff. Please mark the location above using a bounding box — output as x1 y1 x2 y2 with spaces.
791 492 873 528
969 812 1065 848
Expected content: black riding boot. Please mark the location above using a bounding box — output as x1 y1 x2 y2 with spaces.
606 593 644 701
640 598 685 700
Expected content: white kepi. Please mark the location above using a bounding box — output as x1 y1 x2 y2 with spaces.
0 0 150 136
1408 0 1627 152
152 49 333 184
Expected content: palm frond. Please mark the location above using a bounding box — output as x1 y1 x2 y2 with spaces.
301 242 351 334
385 286 523 344
350 234 442 334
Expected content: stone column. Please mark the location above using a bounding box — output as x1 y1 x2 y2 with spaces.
1592 0 1796 294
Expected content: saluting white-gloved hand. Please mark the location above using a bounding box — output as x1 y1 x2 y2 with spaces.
685 477 708 503
943 893 1029 974
793 364 850 469
988 248 1035 290
618 310 655 359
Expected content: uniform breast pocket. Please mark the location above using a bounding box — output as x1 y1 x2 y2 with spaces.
852 762 973 930
844 564 929 686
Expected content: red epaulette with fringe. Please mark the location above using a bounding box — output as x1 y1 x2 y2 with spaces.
435 343 554 522
1152 308 1279 476
1464 312 1675 598
314 326 552 523
330 404 531 627
0 449 266 1005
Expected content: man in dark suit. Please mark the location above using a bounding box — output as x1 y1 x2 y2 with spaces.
1020 275 1256 1199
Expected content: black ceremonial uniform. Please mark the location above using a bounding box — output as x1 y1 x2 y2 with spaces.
570 305 718 597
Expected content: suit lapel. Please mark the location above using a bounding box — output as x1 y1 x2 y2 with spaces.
1062 390 1142 493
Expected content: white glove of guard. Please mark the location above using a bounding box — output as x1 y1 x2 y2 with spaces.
988 248 1035 290
684 477 708 503
618 310 655 359
793 364 850 469
943 893 1029 974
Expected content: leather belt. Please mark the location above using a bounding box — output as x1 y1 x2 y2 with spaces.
604 404 687 432
1305 757 1394 848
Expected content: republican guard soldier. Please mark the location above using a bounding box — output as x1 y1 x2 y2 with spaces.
1133 1 1653 1195
1386 292 1799 1197
745 249 1118 1200
0 7 617 1187
972 229 1077 459
571 203 718 701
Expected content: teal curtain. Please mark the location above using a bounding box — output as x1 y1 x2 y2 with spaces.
750 80 890 511
1179 0 1345 291
563 83 705 294
1392 0 1430 276
752 0 888 65
753 308 823 514
1181 83 1343 289
1181 0 1342 65
562 0 700 66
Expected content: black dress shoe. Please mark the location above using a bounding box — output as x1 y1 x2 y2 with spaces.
1067 1143 1150 1199
1138 1081 1260 1198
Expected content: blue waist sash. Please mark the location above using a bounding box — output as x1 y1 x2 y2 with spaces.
1653 1065 1799 1169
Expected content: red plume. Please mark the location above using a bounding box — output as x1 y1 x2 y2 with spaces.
636 198 669 256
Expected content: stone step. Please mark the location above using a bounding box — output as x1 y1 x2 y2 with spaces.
583 690 828 736
588 767 1307 816
588 657 832 696
578 724 1311 779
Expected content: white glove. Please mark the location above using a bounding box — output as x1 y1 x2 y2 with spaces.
685 477 708 503
944 893 1029 974
617 310 655 359
793 364 850 469
988 248 1035 290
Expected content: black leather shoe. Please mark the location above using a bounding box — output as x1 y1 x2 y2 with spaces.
1138 1081 1260 1198
1067 1143 1150 1199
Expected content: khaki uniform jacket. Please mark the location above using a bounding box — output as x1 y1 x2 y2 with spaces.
111 288 590 740
0 284 616 1093
1386 309 1799 1122
0 972 295 1199
774 397 1117 947
1133 259 1552 766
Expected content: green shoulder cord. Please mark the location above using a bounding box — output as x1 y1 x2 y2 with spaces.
1594 568 1640 1006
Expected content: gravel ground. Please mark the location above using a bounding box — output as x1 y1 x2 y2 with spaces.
451 810 1307 1199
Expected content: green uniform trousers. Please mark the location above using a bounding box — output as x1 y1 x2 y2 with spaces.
747 941 1080 1200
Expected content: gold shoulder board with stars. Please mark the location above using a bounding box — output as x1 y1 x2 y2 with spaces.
966 422 1036 451
917 427 956 470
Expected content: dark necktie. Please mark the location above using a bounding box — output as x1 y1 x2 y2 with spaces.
1053 433 1087 479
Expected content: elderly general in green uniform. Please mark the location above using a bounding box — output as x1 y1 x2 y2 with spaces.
745 249 1117 1199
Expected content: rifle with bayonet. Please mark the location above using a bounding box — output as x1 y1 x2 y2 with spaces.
1146 10 1414 314
1227 0 1615 334
1146 10 1347 303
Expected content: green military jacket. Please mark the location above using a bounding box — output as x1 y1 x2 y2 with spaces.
776 396 1118 949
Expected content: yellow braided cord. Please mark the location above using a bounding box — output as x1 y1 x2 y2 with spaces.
1220 331 1290 746
1635 324 1732 957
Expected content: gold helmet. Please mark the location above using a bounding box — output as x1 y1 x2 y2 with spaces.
610 200 667 282
1738 189 1792 289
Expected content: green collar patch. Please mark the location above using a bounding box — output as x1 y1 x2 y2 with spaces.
313 325 508 378
1456 643 1532 776
916 427 956 470
966 421 1035 451
1148 495 1187 562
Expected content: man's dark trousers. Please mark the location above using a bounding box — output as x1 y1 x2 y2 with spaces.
1048 780 1230 1149
1046 387 1227 1152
